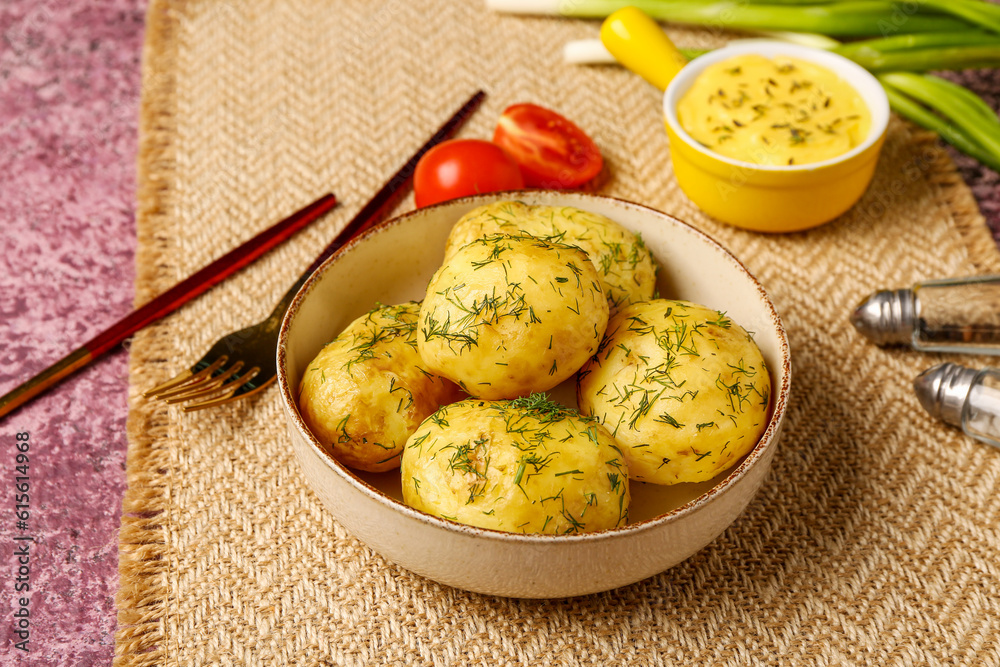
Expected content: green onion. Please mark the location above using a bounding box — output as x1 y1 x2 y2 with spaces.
837 45 1000 72
532 0 1000 170
880 71 1000 130
649 0 1000 35
752 30 841 49
489 0 975 35
832 31 1000 71
918 0 1000 35
879 72 1000 172
678 47 709 60
917 76 1000 129
833 31 1000 55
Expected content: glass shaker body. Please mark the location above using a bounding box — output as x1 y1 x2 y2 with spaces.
914 363 1000 449
913 276 1000 354
853 275 1000 355
962 368 1000 447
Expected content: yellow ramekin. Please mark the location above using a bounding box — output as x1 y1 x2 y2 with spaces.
663 41 890 233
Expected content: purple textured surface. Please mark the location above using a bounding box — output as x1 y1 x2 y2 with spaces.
0 2 997 665
941 68 1000 241
0 1 145 664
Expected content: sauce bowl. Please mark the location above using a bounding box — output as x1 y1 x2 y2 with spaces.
664 41 890 232
601 8 890 232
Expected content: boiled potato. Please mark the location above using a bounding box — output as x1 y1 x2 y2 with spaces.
443 201 656 313
401 395 630 534
298 302 464 473
418 233 609 399
577 299 771 485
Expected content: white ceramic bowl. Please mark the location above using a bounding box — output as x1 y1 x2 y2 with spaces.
277 191 791 598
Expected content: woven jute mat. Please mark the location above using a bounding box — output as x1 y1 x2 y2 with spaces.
116 0 1000 664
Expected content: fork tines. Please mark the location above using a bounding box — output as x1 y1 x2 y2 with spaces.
144 356 264 411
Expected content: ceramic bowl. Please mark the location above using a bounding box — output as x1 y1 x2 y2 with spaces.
663 41 890 233
277 191 791 598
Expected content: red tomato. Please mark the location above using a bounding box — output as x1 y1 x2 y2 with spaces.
493 104 603 189
413 139 524 208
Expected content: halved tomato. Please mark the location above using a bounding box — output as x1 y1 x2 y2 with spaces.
413 139 524 208
493 104 604 189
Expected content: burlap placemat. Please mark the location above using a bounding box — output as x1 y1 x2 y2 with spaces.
116 0 1000 664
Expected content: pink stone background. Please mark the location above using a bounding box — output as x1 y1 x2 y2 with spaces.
0 1 997 665
1 1 144 664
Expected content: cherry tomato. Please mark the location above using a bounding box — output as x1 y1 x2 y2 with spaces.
493 103 603 189
413 139 524 208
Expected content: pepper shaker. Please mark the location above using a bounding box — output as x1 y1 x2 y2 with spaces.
914 362 1000 448
852 275 1000 354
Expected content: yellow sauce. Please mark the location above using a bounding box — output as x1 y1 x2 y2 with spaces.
677 54 871 166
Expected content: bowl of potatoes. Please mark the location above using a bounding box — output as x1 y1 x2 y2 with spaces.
277 191 791 598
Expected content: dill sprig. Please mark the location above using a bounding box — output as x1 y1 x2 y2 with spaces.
340 301 421 373
580 300 770 470
407 396 627 534
447 202 655 313
422 234 598 356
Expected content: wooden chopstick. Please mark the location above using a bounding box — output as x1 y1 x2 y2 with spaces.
294 89 486 282
0 88 487 420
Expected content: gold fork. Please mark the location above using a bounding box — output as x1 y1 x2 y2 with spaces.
145 90 486 411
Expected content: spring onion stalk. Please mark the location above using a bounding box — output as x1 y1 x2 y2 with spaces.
880 73 1000 169
680 47 709 59
563 38 618 65
705 0 1000 29
839 46 1000 71
833 31 1000 56
752 30 841 49
609 0 1000 35
881 81 1000 172
882 72 1000 143
537 0 1000 170
563 33 798 66
918 0 1000 36
562 40 705 64
829 31 1000 71
913 75 1000 128
488 0 972 36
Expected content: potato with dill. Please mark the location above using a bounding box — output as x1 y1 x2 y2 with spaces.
401 394 629 534
443 201 656 313
298 302 464 473
577 299 771 485
418 233 609 400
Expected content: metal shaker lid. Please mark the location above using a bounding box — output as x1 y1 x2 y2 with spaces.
850 289 918 346
913 362 977 427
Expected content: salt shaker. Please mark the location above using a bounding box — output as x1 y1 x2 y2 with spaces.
914 362 1000 448
852 275 1000 354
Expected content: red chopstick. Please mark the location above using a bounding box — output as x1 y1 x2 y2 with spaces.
0 193 338 420
0 88 487 420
